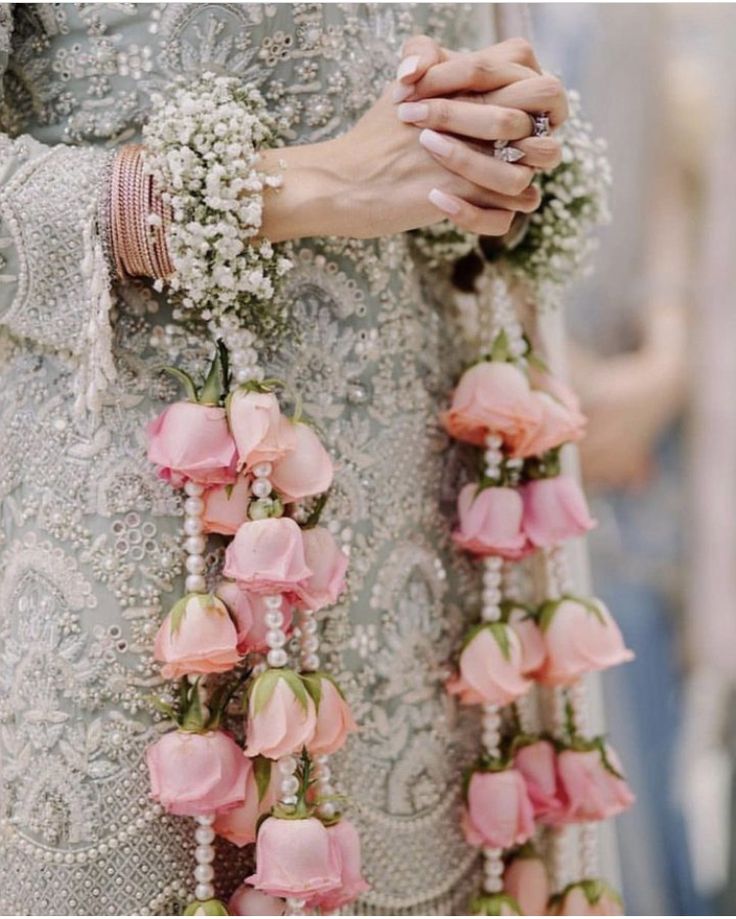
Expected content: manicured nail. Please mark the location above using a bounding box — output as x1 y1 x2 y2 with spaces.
419 128 454 157
392 81 414 103
397 101 429 123
428 188 461 216
396 54 420 81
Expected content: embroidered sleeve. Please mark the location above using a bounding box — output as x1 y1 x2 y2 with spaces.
0 5 115 411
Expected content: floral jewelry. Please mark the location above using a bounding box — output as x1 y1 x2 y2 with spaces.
440 271 633 915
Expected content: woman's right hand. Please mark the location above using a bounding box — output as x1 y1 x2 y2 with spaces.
261 82 539 242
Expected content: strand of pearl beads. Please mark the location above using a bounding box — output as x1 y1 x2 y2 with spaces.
192 813 216 902
488 274 526 362
183 482 207 593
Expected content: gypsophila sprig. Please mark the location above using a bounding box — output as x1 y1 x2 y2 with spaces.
143 72 292 339
411 90 611 309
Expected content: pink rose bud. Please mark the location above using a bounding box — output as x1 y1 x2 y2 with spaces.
228 390 296 471
216 581 294 654
453 484 530 560
537 597 634 686
513 385 587 458
550 880 624 915
303 673 358 757
310 819 370 911
521 475 596 548
503 852 551 917
223 517 311 595
468 893 523 916
202 476 251 535
214 757 279 846
153 593 240 680
247 816 342 901
439 361 542 448
446 623 530 706
461 769 535 850
513 740 567 823
507 605 546 676
244 668 317 760
146 402 237 487
293 526 348 612
146 729 247 816
556 744 635 823
270 422 334 502
229 884 285 916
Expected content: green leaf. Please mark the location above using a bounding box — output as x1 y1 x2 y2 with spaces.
183 897 230 916
180 678 207 732
538 599 562 633
526 349 549 373
164 366 199 403
488 621 512 661
145 695 177 721
490 329 510 363
301 672 323 708
251 669 281 716
253 756 272 803
168 595 193 636
200 345 227 406
281 669 310 712
469 892 522 916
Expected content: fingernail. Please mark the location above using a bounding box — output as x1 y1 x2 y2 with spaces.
392 81 414 103
396 54 420 81
397 101 429 123
428 188 461 216
419 128 454 157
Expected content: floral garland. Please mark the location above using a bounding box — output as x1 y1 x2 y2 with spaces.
440 275 634 916
412 90 612 309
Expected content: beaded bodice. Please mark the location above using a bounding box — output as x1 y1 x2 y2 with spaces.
0 3 497 915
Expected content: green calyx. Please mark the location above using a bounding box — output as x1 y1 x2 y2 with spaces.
249 667 309 716
183 897 230 916
549 879 622 912
461 621 513 661
469 892 522 916
537 594 605 632
165 340 230 406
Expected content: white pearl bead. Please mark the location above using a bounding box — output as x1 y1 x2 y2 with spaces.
280 775 300 796
280 794 298 807
481 606 500 623
195 883 214 901
195 845 215 864
482 588 501 606
196 814 215 828
236 368 251 384
184 497 204 516
266 629 286 649
184 516 203 536
185 482 205 497
318 802 336 820
253 462 273 478
252 478 272 498
482 877 503 894
303 619 318 636
316 763 331 780
302 636 319 654
264 610 284 629
278 756 297 775
186 575 207 593
185 536 206 555
194 864 214 883
194 826 215 845
301 653 320 671
267 648 288 668
265 594 283 609
319 783 335 798
186 555 206 575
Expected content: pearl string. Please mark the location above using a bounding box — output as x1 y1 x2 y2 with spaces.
183 481 207 594
192 814 216 902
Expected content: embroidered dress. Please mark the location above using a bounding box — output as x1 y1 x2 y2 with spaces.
0 4 505 915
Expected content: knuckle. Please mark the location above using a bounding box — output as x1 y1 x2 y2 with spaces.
503 37 534 63
506 168 530 196
494 108 517 135
432 98 452 129
539 74 564 102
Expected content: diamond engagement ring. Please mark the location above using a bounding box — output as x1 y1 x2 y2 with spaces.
493 140 525 163
530 112 551 137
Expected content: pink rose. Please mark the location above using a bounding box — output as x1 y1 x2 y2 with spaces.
153 593 240 680
452 485 530 560
270 422 334 503
446 624 530 706
537 597 634 686
244 668 317 760
556 744 635 823
513 740 567 823
310 819 370 911
461 769 535 849
293 526 348 611
223 518 311 596
146 402 237 487
202 476 251 535
503 853 550 917
228 390 296 471
247 816 341 901
507 605 546 676
146 729 247 816
303 673 358 757
439 361 542 448
521 475 596 548
229 885 285 916
513 391 587 458
214 757 279 847
216 581 294 653
550 881 624 916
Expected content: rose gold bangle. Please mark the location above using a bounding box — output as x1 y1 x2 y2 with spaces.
108 144 174 281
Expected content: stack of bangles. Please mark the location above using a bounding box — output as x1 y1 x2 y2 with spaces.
108 144 174 281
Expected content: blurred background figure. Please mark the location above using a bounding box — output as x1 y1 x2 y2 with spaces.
533 4 736 915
